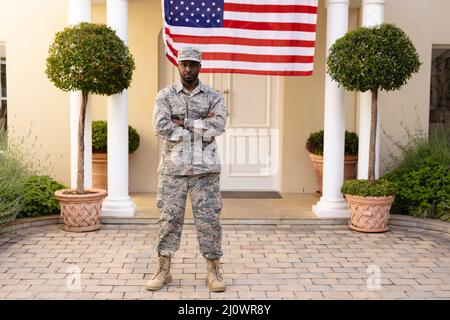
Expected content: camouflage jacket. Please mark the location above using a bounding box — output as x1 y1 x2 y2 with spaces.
153 81 228 175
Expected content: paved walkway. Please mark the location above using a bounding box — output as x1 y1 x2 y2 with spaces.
0 223 449 299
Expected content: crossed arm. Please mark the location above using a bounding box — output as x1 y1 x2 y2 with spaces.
153 92 228 141
182 94 228 140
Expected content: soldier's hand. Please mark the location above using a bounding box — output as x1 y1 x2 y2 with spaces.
207 112 215 118
172 119 184 126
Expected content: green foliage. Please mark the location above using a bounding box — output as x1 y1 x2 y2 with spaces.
306 130 358 156
92 120 140 154
92 120 108 153
46 22 135 96
382 125 450 221
128 126 140 154
384 162 449 220
341 179 396 197
0 125 30 229
327 23 421 92
17 176 67 218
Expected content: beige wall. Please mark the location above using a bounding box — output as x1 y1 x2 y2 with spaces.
1 0 448 193
0 0 70 182
0 0 162 192
379 0 450 173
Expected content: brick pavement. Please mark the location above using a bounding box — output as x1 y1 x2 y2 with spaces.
0 223 449 300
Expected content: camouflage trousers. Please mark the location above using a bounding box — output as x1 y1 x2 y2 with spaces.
155 172 223 259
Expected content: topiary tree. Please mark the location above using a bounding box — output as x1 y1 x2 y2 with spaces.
46 22 135 194
327 23 421 182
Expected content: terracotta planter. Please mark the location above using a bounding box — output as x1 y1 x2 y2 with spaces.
345 194 395 233
309 153 358 193
55 188 107 232
92 152 107 190
92 152 133 192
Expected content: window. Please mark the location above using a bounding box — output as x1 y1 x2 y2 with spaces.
0 55 6 132
429 46 450 134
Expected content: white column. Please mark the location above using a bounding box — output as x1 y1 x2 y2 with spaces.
357 0 385 179
68 0 92 189
101 0 136 217
312 0 350 218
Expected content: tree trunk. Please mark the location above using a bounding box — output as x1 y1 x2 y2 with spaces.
368 89 378 182
76 91 88 194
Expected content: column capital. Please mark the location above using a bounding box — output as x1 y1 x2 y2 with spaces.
327 0 350 5
68 0 91 24
362 0 385 5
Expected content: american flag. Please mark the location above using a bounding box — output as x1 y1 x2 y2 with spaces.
162 0 318 76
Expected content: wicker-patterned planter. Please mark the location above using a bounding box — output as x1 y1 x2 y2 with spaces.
345 194 395 233
55 188 107 232
309 153 358 193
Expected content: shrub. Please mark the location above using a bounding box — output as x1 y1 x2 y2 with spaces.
382 125 450 220
306 130 358 156
341 179 396 197
92 120 140 154
0 124 30 229
17 176 67 218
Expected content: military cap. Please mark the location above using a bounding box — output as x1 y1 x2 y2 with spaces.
177 47 202 63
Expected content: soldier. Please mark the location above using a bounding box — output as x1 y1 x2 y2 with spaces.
145 47 228 292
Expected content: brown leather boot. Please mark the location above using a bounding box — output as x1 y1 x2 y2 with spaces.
206 258 226 292
145 254 172 291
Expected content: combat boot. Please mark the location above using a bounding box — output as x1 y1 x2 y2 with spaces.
206 258 226 292
145 254 172 291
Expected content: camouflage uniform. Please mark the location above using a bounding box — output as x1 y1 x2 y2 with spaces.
152 78 228 260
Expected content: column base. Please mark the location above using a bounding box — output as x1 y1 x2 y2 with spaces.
101 196 137 217
312 197 350 218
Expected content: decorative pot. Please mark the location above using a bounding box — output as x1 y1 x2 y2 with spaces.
92 152 132 192
55 188 107 232
344 194 395 233
93 152 107 190
309 153 358 193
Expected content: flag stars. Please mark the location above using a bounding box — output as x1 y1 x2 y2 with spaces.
167 0 223 27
